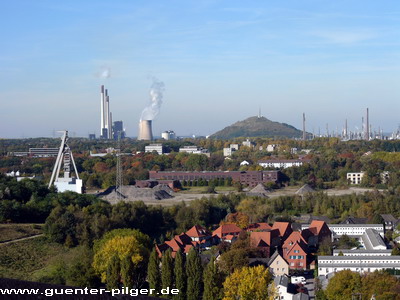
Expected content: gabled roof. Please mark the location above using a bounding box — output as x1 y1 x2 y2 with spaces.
293 292 310 300
340 216 368 224
380 214 398 222
250 231 272 248
268 251 288 266
283 231 307 249
286 240 308 255
186 225 211 238
212 224 242 238
295 184 315 195
272 222 292 237
309 220 330 236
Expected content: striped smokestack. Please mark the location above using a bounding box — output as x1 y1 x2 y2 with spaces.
138 120 153 141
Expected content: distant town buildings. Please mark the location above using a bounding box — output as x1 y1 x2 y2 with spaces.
179 146 210 156
347 172 365 184
9 148 59 157
223 144 239 157
258 159 309 169
112 120 126 140
145 144 164 155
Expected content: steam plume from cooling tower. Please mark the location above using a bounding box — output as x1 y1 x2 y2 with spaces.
140 78 165 121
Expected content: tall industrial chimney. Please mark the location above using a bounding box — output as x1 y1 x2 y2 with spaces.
302 113 306 141
138 120 153 141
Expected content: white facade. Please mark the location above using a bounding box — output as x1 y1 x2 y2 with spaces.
267 144 277 152
347 172 365 184
333 249 392 256
302 224 384 239
361 228 387 250
145 144 164 155
318 256 400 276
259 159 305 169
55 178 83 194
179 146 209 155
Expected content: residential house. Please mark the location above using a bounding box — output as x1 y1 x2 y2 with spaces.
212 224 242 241
282 237 309 270
273 222 293 241
347 172 365 184
268 251 289 277
250 229 281 257
380 214 398 231
156 232 195 257
247 222 272 232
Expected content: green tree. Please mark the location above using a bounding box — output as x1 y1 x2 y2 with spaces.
186 248 203 300
325 270 362 300
203 257 223 300
174 249 186 300
147 248 161 296
106 255 120 289
161 249 174 299
120 255 135 288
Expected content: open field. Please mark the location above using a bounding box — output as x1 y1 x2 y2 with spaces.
0 224 43 243
0 236 70 280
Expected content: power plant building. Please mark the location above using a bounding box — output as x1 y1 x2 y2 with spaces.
113 121 126 140
138 120 153 141
161 130 176 140
145 144 164 155
100 85 112 139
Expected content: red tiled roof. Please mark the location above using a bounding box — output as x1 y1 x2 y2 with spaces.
272 222 292 237
309 220 326 235
212 224 242 238
283 231 307 249
186 225 211 238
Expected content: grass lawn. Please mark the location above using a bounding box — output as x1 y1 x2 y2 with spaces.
0 224 43 243
0 236 71 281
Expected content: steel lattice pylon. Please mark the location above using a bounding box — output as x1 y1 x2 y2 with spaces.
115 132 124 200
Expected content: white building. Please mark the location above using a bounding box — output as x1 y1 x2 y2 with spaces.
258 159 307 169
333 249 392 256
145 144 164 155
179 146 209 156
161 130 176 140
55 177 83 194
318 256 400 276
361 228 387 250
266 144 277 152
242 139 254 148
347 172 365 184
301 224 384 239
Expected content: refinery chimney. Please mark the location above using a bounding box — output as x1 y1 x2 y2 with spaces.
138 120 153 141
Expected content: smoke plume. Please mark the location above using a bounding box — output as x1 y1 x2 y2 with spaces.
140 78 165 121
96 66 111 79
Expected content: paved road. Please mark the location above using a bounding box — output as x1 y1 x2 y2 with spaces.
0 234 44 246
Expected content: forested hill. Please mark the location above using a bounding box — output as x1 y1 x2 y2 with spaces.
210 116 304 139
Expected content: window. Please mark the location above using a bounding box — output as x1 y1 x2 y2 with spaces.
294 250 299 253
290 262 294 266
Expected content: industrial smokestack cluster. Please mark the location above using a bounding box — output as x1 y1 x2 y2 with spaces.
138 120 153 141
100 85 112 139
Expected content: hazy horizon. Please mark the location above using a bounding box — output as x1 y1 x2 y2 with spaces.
1 1 399 138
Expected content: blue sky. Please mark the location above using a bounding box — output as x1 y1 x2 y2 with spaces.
1 0 399 138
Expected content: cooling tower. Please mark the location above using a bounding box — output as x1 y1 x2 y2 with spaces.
138 120 153 141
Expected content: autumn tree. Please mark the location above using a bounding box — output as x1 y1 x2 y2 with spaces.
325 270 362 300
106 255 120 289
223 265 273 300
92 229 151 287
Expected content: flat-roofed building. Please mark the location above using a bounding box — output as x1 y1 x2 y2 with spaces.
258 159 310 169
347 172 365 184
301 224 384 240
318 256 400 276
145 144 164 155
333 249 392 256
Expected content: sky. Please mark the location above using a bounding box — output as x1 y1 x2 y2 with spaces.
1 0 400 138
